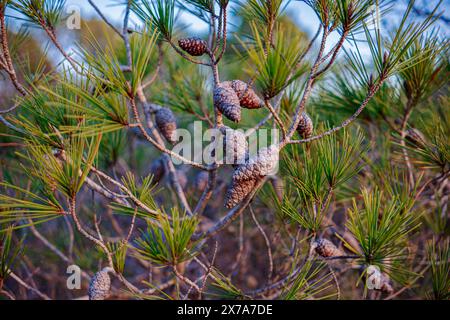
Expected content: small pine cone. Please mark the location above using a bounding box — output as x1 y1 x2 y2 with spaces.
296 112 313 139
312 238 342 258
225 80 264 109
220 126 248 164
214 83 241 122
88 267 112 300
150 157 165 185
225 177 258 208
233 145 280 182
405 128 426 148
194 171 209 192
178 37 207 56
269 175 284 201
155 107 177 144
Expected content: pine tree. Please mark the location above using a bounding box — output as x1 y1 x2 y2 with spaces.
0 0 448 301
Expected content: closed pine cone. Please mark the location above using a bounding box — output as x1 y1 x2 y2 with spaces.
232 145 280 182
220 126 248 165
213 83 241 122
225 177 258 208
224 80 264 109
155 107 177 144
178 37 207 56
313 238 342 257
88 267 112 300
296 112 313 139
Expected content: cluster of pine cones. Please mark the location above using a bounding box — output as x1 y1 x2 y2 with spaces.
174 37 315 209
213 80 265 123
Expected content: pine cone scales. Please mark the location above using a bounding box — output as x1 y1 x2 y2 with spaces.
233 145 280 182
225 80 264 109
220 126 248 164
214 84 241 122
155 107 177 144
224 145 279 208
88 267 112 300
225 177 258 208
296 112 313 139
313 238 342 257
178 37 207 56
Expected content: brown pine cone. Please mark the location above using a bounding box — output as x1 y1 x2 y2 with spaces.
220 126 248 165
88 267 112 300
214 83 241 122
225 177 258 208
155 107 177 144
232 145 280 182
312 238 342 258
296 112 313 139
150 157 165 185
194 171 209 192
224 145 279 208
224 80 264 109
178 37 207 56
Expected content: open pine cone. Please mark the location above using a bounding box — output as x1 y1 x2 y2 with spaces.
178 37 207 56
214 83 241 122
225 177 258 208
155 107 177 144
296 112 313 139
88 267 112 300
232 145 280 182
224 145 279 208
220 126 248 165
312 238 342 258
224 80 264 109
